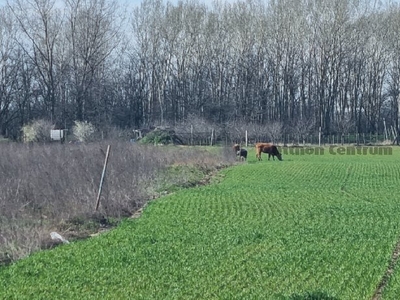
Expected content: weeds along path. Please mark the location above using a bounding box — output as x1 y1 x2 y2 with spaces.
1 148 400 299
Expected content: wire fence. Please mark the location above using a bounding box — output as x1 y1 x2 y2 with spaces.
175 131 396 147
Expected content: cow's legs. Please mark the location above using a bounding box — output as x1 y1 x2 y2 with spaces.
256 150 262 161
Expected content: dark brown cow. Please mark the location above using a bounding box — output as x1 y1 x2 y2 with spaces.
255 143 282 161
233 144 247 161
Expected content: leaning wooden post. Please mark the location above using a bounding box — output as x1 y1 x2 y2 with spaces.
95 145 111 211
318 127 321 147
190 125 193 145
392 126 397 142
383 118 388 140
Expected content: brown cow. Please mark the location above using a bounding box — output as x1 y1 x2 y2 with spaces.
233 144 247 161
255 143 282 161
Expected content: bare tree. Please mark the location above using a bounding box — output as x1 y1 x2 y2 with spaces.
385 4 400 144
291 119 315 145
0 0 399 141
266 121 283 144
130 0 165 127
64 0 123 122
0 6 19 136
8 0 64 121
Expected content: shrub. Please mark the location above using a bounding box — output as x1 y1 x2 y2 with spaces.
140 129 172 145
72 121 96 142
21 120 54 143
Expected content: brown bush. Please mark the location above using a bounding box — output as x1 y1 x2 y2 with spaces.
0 141 236 264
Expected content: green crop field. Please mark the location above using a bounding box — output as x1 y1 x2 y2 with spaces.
1 145 400 299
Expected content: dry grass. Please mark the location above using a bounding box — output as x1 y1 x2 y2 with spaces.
0 141 236 264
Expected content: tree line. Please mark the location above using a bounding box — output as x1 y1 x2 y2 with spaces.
0 0 400 142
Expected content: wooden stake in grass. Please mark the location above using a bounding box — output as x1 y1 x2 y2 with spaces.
318 127 321 147
95 145 111 211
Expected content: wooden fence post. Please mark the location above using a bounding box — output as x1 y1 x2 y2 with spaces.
383 118 388 140
190 125 193 145
95 145 111 211
318 127 321 147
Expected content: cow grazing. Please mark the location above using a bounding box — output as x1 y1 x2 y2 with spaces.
255 143 282 161
233 144 247 161
237 149 248 161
